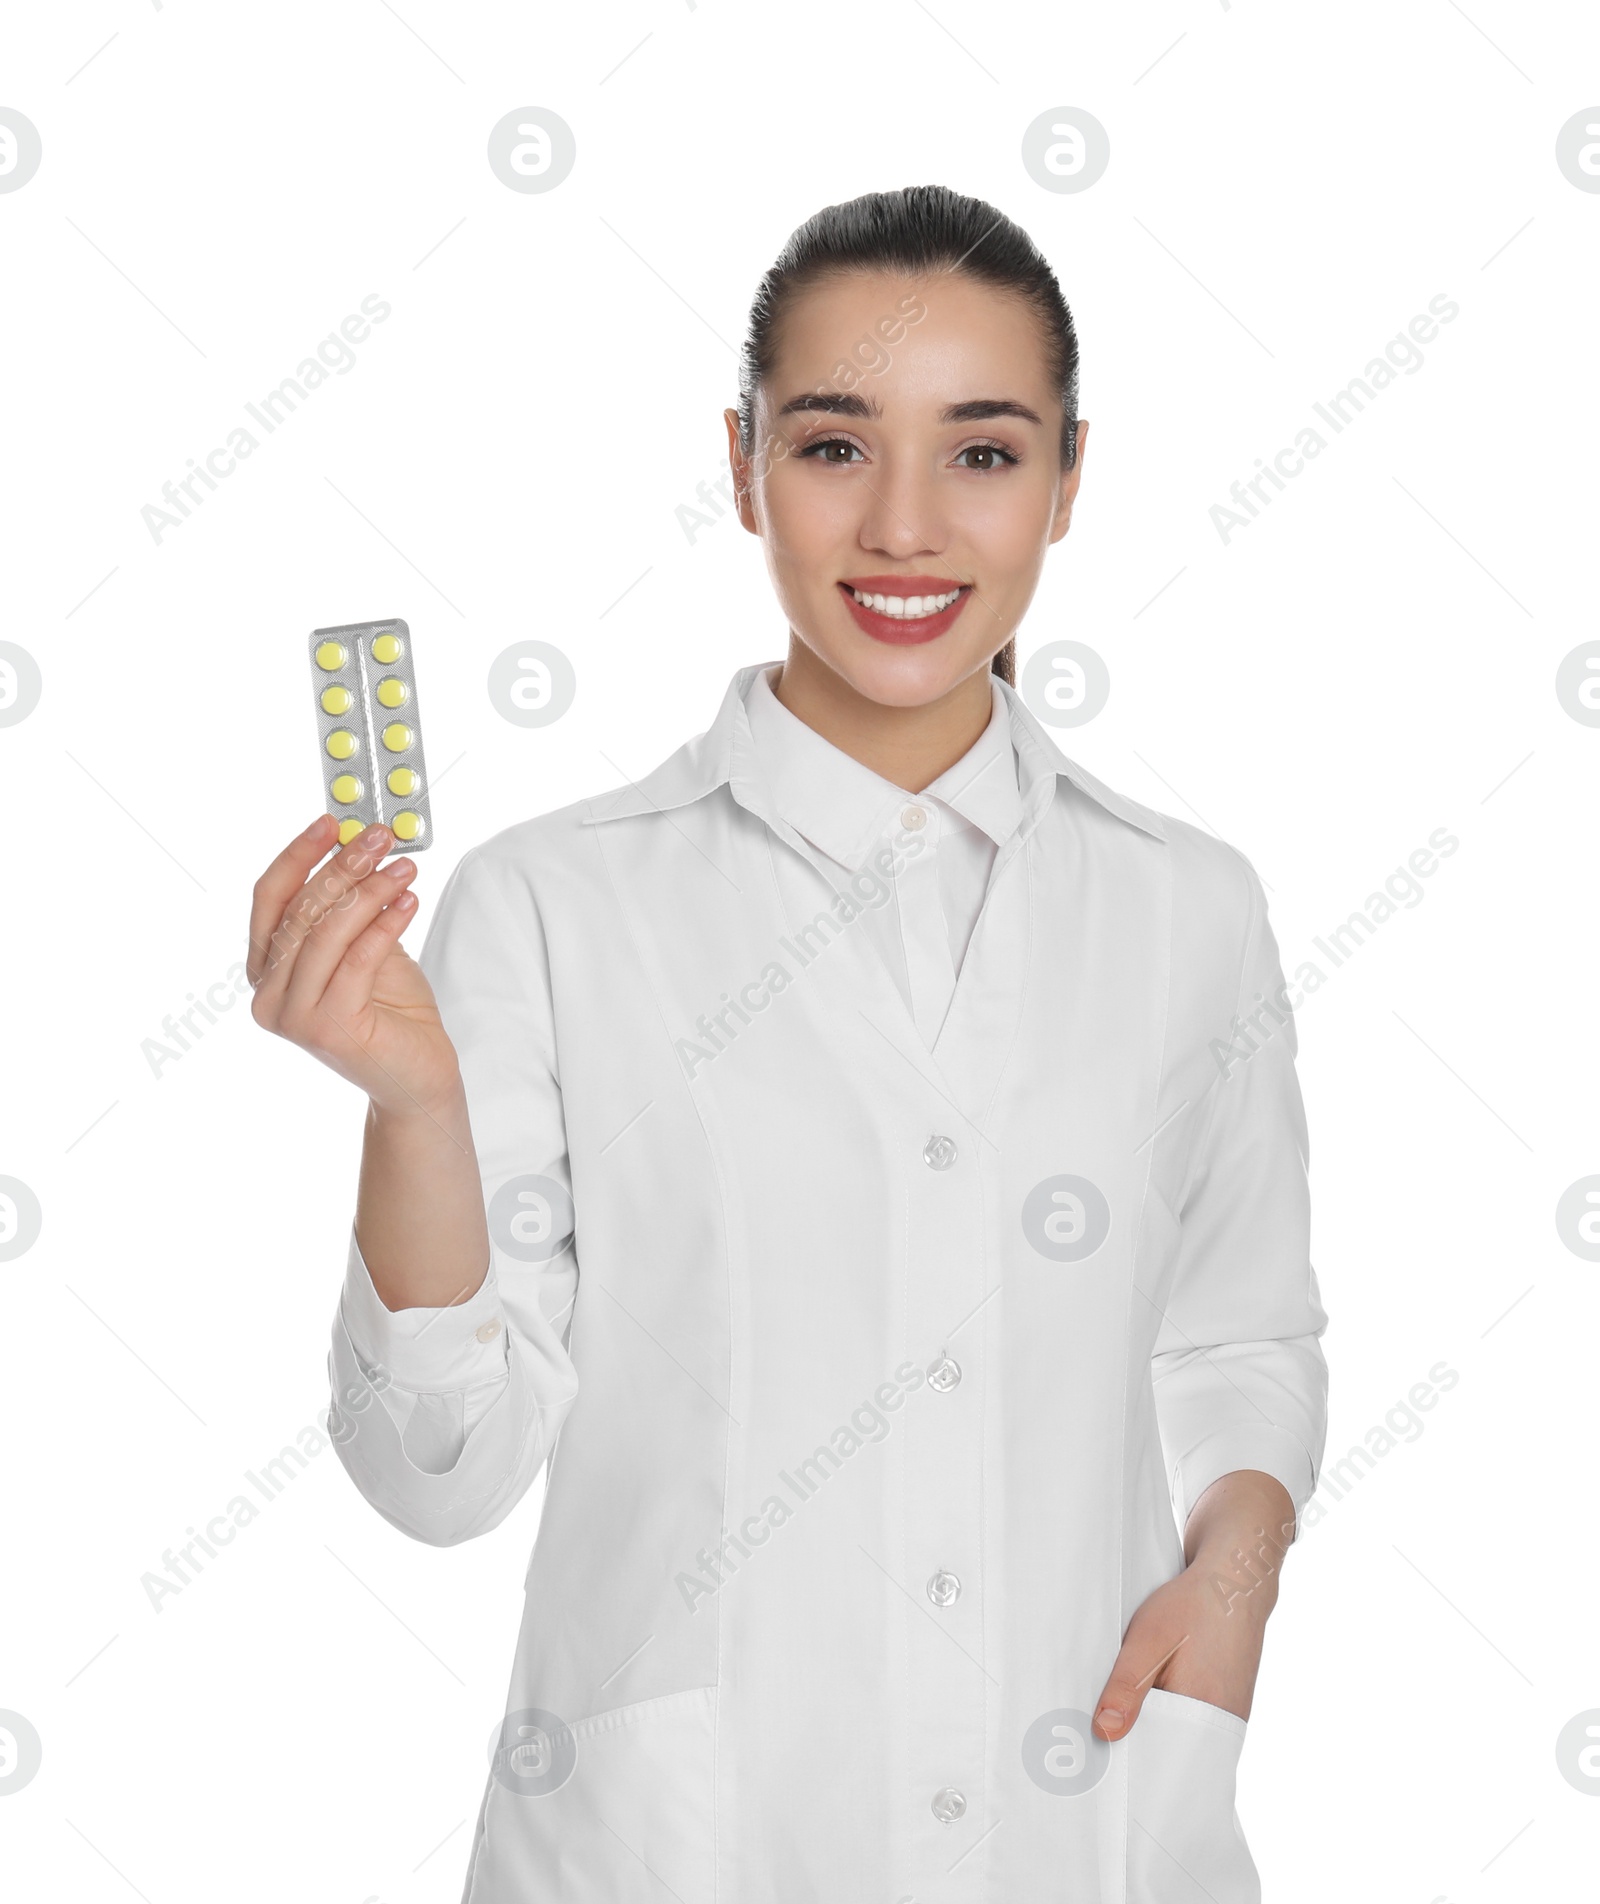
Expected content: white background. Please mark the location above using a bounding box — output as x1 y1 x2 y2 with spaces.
2 3 1597 1900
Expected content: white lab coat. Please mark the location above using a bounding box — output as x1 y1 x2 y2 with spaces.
327 659 1329 1902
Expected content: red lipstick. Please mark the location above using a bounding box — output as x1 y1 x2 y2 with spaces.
837 575 973 646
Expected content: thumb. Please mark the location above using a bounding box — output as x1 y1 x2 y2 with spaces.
1092 1618 1188 1742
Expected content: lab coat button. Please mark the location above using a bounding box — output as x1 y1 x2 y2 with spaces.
922 1134 958 1170
927 1568 961 1606
475 1318 502 1343
900 803 927 831
931 1786 966 1823
929 1353 961 1391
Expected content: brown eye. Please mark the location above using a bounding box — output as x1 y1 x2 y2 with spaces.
798 436 864 465
956 442 1018 472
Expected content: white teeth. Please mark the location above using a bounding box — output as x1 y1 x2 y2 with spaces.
850 587 963 617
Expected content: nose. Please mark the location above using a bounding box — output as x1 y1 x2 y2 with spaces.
854 450 948 563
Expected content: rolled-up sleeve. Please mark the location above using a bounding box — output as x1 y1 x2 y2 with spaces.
326 844 582 1546
1151 858 1330 1540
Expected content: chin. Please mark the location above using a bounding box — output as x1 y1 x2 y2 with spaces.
812 631 996 710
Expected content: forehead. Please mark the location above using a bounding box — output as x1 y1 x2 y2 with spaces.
763 269 1054 409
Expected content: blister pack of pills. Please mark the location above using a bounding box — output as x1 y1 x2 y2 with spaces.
309 618 432 851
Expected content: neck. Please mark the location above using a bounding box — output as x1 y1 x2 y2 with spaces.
770 637 997 794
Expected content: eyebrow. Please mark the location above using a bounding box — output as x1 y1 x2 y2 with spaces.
775 391 1044 427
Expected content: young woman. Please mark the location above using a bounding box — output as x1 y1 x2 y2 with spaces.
248 185 1329 1902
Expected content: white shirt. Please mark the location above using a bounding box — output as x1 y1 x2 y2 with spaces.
743 660 1021 1046
329 659 1329 1901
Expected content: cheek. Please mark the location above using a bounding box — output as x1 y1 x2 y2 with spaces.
760 465 856 560
958 478 1059 564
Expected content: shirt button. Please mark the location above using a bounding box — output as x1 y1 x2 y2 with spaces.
929 1353 962 1391
922 1134 958 1171
927 1568 961 1607
900 803 927 831
475 1318 502 1343
931 1787 966 1824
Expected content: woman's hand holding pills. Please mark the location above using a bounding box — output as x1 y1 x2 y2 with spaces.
248 812 491 1310
247 813 460 1122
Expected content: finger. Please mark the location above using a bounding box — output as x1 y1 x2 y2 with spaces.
252 822 393 1011
277 823 396 962
1093 1623 1190 1741
247 815 338 985
279 857 418 1029
313 886 421 1050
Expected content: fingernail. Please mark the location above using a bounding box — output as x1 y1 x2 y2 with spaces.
387 857 415 878
302 815 329 839
1096 1709 1124 1733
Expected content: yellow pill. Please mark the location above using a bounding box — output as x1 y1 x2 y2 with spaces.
391 810 424 843
337 817 366 845
315 640 347 671
386 766 420 796
371 633 404 664
320 684 353 716
381 721 414 753
325 728 359 761
329 773 362 805
375 676 409 709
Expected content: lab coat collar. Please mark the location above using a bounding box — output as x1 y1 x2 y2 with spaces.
995 672 1168 842
579 659 1167 845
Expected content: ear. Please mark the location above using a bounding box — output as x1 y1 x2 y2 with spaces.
723 408 761 535
1047 418 1089 546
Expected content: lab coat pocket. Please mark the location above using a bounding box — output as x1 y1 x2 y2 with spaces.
1125 1688 1259 1904
467 1684 718 1904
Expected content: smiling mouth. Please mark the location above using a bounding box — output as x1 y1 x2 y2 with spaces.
835 578 975 645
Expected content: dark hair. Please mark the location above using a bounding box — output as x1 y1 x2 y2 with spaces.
736 184 1080 688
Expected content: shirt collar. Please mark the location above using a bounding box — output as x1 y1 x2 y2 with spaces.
579 659 1167 845
741 661 1023 871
